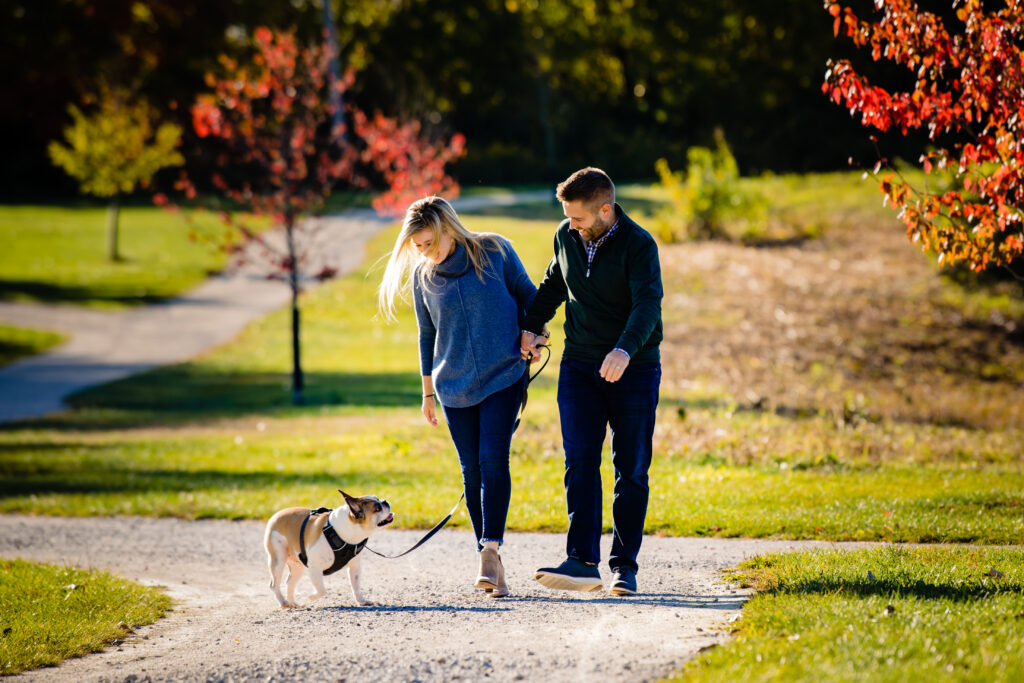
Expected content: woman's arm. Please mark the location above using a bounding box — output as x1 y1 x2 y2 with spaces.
421 375 438 427
412 279 439 426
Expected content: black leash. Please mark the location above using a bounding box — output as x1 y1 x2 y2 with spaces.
364 493 465 559
513 342 551 434
366 342 551 559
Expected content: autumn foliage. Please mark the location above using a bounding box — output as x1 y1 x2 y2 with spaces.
824 0 1024 274
173 27 465 402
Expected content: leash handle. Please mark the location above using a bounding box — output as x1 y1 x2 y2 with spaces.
364 493 465 559
513 342 551 434
527 342 551 382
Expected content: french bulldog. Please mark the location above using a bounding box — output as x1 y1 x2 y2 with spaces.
264 490 393 608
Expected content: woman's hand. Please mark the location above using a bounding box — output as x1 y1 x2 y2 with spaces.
422 395 438 427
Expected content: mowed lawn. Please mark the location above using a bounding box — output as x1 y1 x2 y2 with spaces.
0 175 1021 544
0 203 234 309
2 176 1023 680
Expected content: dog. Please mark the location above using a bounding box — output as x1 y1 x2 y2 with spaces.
264 490 393 608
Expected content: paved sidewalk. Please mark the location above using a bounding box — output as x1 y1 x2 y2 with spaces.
0 192 552 423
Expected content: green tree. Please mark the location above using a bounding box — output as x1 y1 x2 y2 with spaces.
48 85 183 261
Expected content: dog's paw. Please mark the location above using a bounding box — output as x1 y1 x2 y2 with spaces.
280 601 299 610
355 599 377 607
307 592 326 603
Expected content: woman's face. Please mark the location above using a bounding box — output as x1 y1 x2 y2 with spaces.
411 228 454 265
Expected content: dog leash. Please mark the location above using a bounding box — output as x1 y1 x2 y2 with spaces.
364 493 465 559
365 343 551 559
513 342 551 434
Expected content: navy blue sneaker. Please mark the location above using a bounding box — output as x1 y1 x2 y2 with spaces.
609 567 637 596
534 557 603 592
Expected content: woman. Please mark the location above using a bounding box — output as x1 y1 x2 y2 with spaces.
378 196 540 597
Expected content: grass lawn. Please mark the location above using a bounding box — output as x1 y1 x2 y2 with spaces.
0 558 171 675
0 203 251 308
0 173 1021 678
0 323 65 366
0 173 1021 543
678 546 1024 682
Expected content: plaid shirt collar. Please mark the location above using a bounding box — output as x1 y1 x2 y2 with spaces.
584 218 620 268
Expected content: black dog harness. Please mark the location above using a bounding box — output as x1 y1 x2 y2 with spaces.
297 507 367 576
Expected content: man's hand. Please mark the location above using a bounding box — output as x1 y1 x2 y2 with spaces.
599 349 630 382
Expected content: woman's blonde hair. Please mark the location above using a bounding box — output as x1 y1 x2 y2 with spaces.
377 196 506 321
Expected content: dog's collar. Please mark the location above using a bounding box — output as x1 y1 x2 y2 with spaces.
297 508 367 576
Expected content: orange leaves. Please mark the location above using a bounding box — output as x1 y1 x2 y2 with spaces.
825 0 1024 271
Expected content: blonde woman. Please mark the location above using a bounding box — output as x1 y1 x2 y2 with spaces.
379 196 540 597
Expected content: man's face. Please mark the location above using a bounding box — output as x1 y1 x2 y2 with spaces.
562 200 613 243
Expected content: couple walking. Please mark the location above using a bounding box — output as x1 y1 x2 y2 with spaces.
378 168 663 598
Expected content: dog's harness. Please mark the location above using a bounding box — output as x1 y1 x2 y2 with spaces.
297 508 367 576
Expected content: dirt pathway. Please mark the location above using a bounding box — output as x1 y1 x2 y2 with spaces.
0 515 845 682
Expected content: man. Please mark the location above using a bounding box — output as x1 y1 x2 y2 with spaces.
521 167 663 596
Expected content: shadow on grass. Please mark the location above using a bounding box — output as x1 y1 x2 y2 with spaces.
0 278 175 307
776 576 1022 601
0 366 423 432
0 467 422 499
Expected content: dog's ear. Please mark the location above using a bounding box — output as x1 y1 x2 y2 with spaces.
339 490 364 519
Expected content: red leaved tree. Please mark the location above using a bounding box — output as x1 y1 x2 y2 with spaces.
824 0 1024 277
171 27 465 404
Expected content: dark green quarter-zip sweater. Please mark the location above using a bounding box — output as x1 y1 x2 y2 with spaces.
523 204 663 363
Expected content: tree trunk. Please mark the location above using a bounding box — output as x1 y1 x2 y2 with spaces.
107 193 121 262
285 217 304 405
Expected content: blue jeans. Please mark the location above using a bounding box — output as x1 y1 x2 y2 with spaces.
442 372 526 550
557 357 661 573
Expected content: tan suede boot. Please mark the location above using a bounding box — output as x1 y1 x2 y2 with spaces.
475 548 500 590
488 552 509 598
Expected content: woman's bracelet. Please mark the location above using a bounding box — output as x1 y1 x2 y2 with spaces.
423 393 435 399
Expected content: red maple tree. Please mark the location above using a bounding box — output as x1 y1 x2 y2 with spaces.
824 0 1024 277
167 27 465 403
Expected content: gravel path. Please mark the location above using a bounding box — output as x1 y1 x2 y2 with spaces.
0 515 846 682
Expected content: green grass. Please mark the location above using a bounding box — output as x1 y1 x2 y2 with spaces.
0 421 1021 543
0 173 1020 544
0 323 65 366
678 546 1024 682
0 203 247 308
0 559 171 675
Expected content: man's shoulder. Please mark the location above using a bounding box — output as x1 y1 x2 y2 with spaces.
618 211 658 250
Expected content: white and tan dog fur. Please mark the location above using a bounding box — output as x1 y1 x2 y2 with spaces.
264 490 393 608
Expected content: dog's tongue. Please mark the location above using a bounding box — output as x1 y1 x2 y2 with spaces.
379 513 394 526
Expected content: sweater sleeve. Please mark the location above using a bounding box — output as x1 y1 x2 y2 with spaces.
522 234 568 333
412 277 436 376
615 234 663 358
502 243 538 327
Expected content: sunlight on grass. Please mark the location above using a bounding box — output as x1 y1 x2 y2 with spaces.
1 175 1021 545
0 559 171 675
0 323 65 367
0 204 251 308
678 546 1024 682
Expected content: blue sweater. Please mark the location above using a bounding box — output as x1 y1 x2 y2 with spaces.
413 236 537 408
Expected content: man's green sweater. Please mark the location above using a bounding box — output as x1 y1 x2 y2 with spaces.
523 204 663 363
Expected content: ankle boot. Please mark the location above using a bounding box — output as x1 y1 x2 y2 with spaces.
488 552 509 598
475 548 500 590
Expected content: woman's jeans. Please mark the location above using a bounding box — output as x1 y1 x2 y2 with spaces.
557 357 661 573
442 372 526 550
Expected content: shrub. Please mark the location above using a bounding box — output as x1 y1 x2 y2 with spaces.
653 130 767 243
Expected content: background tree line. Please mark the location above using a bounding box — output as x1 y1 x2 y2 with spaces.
2 0 941 199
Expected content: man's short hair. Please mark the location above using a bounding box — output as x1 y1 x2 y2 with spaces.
556 167 615 209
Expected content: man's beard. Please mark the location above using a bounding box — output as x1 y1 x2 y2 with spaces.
586 214 612 241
